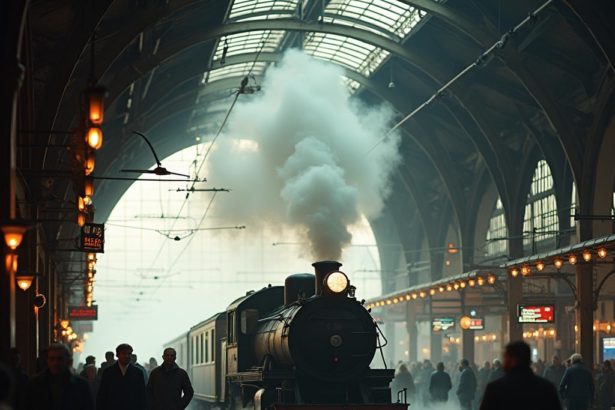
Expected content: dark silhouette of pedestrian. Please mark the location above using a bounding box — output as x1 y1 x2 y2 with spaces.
98 351 114 375
477 360 491 403
82 364 98 404
429 362 452 403
146 347 194 410
25 343 93 410
559 353 594 410
596 360 615 410
131 354 148 384
96 343 146 410
8 347 28 409
543 355 566 389
488 359 504 382
390 363 415 403
79 356 96 378
456 359 477 410
479 341 560 410
0 362 14 410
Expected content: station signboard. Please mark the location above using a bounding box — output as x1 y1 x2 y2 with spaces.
468 317 485 330
604 337 615 360
432 317 455 332
80 223 104 253
517 305 554 323
68 305 98 321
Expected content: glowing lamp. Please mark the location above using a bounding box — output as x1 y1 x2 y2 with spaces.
445 260 451 267
582 250 592 262
1 224 27 250
87 253 96 262
568 254 577 265
554 258 563 269
521 265 531 276
536 261 545 271
86 126 103 150
477 276 485 286
84 177 94 197
597 248 608 258
439 286 445 293
86 87 105 125
459 281 466 289
60 320 70 330
4 252 18 275
324 271 349 294
87 261 95 271
418 290 426 298
16 275 34 291
405 294 411 301
468 278 476 287
453 282 459 290
84 155 95 176
411 293 418 300
446 284 453 292
393 298 398 304
77 197 85 212
429 288 436 296
459 316 472 330
510 268 519 278
487 275 496 285
446 243 459 254
77 213 86 227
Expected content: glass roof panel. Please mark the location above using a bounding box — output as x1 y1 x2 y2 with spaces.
212 30 285 61
228 0 299 21
205 61 268 83
323 0 425 39
303 32 389 77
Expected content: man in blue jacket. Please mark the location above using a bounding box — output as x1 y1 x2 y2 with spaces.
559 353 594 410
457 359 477 410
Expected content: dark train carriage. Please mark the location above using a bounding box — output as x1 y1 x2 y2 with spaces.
190 312 227 407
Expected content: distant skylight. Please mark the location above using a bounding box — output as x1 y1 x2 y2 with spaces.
228 0 299 21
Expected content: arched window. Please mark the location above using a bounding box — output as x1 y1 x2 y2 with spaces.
523 160 558 251
485 198 507 257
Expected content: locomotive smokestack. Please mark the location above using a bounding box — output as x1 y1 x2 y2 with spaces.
312 261 342 295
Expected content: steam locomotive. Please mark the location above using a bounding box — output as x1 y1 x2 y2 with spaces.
166 261 406 410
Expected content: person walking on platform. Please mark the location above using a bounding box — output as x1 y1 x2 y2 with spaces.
146 347 194 410
429 362 452 404
98 351 114 375
559 353 594 410
96 343 146 410
596 360 615 410
25 343 93 410
131 353 148 384
456 359 477 410
479 341 560 410
543 355 566 389
488 359 504 382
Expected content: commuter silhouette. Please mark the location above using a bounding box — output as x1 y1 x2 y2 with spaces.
456 359 477 410
96 343 146 410
429 362 452 403
25 343 93 410
146 347 194 410
559 353 594 410
480 341 560 410
596 360 615 410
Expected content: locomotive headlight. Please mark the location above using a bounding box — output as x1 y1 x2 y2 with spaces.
324 271 349 294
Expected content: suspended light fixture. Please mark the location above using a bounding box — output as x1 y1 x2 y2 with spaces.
521 265 531 276
86 126 103 150
4 252 18 275
84 177 94 198
86 87 106 125
15 275 34 291
84 154 95 176
582 249 592 262
77 213 86 227
468 278 476 287
510 268 519 278
536 261 545 271
568 254 578 265
477 276 485 286
487 274 496 285
553 258 563 269
1 223 28 250
597 248 608 259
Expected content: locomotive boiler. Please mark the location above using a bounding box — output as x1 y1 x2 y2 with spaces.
166 261 405 410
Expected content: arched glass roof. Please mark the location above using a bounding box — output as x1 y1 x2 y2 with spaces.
202 0 427 91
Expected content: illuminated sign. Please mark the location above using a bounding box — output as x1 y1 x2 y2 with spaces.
468 317 484 330
604 337 615 360
68 305 98 321
80 223 104 253
517 305 554 323
432 318 455 332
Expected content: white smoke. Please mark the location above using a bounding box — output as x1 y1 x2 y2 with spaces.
205 50 401 259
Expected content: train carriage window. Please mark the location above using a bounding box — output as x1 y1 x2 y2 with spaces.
205 331 209 363
211 329 215 362
241 309 259 335
228 311 236 344
200 333 204 364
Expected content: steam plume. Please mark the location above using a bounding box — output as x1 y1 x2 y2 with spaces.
206 50 401 259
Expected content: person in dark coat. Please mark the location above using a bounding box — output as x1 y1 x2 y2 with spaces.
479 341 560 410
596 360 615 410
429 362 452 403
147 347 194 410
543 355 566 388
390 363 415 403
8 348 28 409
559 353 594 410
98 351 114 375
131 354 148 384
456 359 477 410
488 359 504 382
25 343 93 410
96 343 146 410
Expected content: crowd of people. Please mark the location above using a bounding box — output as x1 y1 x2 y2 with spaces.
391 342 615 410
0 343 193 410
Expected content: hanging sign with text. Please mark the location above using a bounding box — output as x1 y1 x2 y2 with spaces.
517 305 554 323
68 305 98 321
80 223 104 253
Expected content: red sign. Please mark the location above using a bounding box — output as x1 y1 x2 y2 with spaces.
80 223 104 253
68 305 98 321
518 305 554 323
468 318 485 330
